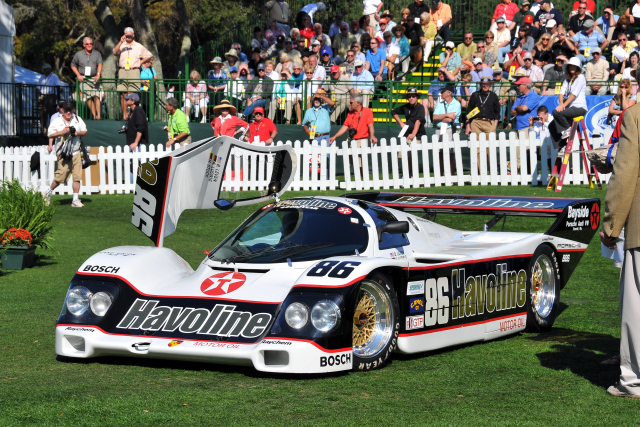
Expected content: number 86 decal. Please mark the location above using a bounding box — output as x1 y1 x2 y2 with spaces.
307 261 361 278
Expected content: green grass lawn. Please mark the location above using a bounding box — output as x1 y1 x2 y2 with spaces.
0 185 636 426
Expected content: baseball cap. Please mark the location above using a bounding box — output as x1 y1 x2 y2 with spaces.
479 76 492 82
524 15 534 23
354 59 364 67
277 35 285 43
285 37 293 43
546 19 556 28
312 40 321 46
321 47 331 56
583 19 595 28
473 58 483 65
61 102 74 112
42 63 52 70
405 87 421 97
445 41 455 49
541 0 551 4
592 47 602 54
496 17 506 23
380 17 389 24
340 22 348 28
124 93 140 102
257 63 266 71
523 52 533 60
493 69 503 75
521 0 531 5
440 84 455 94
254 106 264 114
331 65 340 73
514 76 532 85
229 66 238 72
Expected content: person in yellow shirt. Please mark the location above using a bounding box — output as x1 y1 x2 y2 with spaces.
420 12 438 62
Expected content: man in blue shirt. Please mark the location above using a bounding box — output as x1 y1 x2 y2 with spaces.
350 59 375 107
470 58 493 82
439 41 462 80
572 19 609 65
365 37 388 80
511 76 541 171
432 85 461 141
302 91 335 177
596 6 618 42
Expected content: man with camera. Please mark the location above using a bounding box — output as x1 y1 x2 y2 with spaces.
113 27 152 120
122 93 148 151
43 102 88 208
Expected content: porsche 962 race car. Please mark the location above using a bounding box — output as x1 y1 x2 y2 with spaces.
56 137 600 374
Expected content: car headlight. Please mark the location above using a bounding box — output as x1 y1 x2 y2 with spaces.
66 286 92 316
285 302 309 329
311 300 341 332
90 292 113 317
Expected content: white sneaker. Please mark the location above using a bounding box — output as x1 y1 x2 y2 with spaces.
200 116 207 124
561 128 571 139
41 190 51 206
71 199 84 208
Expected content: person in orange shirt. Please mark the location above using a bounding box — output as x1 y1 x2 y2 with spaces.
329 93 377 177
430 0 452 40
211 99 249 137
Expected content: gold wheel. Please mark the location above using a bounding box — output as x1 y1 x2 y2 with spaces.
352 278 395 358
530 254 556 319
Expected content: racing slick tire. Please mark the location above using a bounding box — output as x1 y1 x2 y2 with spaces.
351 272 400 371
526 245 561 332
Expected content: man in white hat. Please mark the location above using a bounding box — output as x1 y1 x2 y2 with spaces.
470 57 493 81
439 41 461 80
349 59 374 108
37 63 63 133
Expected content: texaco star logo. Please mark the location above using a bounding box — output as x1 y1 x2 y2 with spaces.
590 203 600 230
262 203 274 210
338 207 352 215
200 271 247 296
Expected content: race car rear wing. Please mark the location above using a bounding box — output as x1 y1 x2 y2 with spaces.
344 192 600 244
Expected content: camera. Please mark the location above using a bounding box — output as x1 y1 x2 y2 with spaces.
69 126 76 137
118 125 128 134
532 117 540 122
347 128 357 140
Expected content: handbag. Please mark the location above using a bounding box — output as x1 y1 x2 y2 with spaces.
80 141 91 169
585 110 624 175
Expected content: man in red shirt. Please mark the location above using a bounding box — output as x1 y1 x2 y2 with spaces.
245 106 278 145
329 93 377 177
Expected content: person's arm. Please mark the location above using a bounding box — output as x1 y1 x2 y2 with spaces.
95 61 103 82
113 35 126 56
329 124 349 143
440 52 451 67
368 121 377 143
601 38 610 50
392 112 405 127
378 58 385 78
609 99 621 115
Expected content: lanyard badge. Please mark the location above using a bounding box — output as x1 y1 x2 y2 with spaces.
124 57 132 71
310 125 316 140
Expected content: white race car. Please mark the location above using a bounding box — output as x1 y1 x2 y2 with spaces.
56 137 600 373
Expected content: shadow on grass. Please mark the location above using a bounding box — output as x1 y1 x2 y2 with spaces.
55 354 349 380
528 327 620 389
34 254 57 267
57 197 92 206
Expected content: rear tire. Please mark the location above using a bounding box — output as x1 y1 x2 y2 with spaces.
352 272 400 371
526 245 560 332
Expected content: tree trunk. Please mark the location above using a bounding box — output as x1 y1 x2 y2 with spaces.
126 0 164 80
89 0 120 82
175 0 191 79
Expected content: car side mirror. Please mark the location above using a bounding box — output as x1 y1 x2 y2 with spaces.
377 221 409 240
214 199 236 211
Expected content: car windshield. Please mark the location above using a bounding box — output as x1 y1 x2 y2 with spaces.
209 199 369 263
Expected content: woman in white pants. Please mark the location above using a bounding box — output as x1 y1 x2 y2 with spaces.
185 70 208 123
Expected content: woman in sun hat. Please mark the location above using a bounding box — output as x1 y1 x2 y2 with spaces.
208 56 227 110
550 56 587 147
223 48 241 74
211 99 248 137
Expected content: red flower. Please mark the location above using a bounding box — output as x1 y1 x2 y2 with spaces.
1 228 33 247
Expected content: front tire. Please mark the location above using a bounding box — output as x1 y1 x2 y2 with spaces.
526 245 560 332
352 272 400 371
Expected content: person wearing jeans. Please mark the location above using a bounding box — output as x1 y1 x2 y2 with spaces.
550 57 587 147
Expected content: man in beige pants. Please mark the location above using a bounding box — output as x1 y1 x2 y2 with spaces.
601 102 640 399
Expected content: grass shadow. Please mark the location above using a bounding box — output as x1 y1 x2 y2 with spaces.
528 327 620 389
55 354 349 380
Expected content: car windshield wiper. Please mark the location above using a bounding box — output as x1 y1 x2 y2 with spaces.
269 242 336 263
218 241 304 264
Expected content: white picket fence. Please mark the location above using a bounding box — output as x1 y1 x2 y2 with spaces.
0 131 612 195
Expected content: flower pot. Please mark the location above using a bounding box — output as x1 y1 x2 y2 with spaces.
1 246 37 270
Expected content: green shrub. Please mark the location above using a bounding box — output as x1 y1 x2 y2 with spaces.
0 180 55 250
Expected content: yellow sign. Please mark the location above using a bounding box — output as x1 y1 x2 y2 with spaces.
467 107 480 118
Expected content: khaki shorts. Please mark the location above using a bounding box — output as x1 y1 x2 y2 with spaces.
179 135 192 146
117 68 141 92
55 153 82 184
80 79 103 102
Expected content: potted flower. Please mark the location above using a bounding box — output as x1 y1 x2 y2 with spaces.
0 228 36 270
0 180 55 270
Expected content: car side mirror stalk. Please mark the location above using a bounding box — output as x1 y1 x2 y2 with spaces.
214 199 237 211
377 221 409 241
